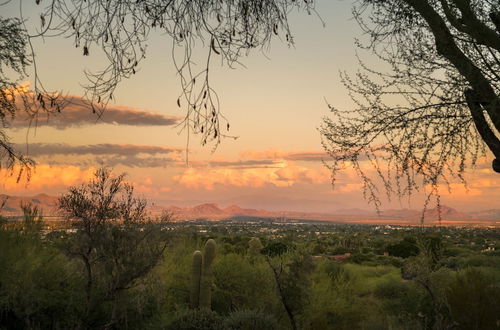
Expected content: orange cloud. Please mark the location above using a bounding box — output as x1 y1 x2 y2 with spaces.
173 162 330 190
239 148 287 160
428 177 500 198
275 166 329 184
0 164 95 192
2 81 31 98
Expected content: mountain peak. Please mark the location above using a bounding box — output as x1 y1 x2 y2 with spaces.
191 203 224 215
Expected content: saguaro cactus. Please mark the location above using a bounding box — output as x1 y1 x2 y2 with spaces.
199 239 216 309
190 239 216 309
190 251 203 309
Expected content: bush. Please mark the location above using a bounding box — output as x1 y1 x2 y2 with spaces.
347 252 374 264
165 309 223 330
386 237 419 258
223 310 279 330
0 230 83 329
212 254 277 314
447 268 500 329
374 280 408 300
324 262 350 284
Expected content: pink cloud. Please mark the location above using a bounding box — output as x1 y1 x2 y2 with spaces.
173 162 330 190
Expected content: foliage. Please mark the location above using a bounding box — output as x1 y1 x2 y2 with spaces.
0 17 34 177
248 237 264 256
373 280 422 326
386 237 420 258
0 215 499 329
223 310 279 330
0 228 83 329
446 267 500 330
265 247 315 330
324 261 351 285
212 253 278 315
19 202 44 234
165 309 223 330
321 0 500 214
261 241 289 257
58 167 169 328
0 0 317 170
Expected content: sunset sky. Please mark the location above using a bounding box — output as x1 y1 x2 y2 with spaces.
2 0 499 213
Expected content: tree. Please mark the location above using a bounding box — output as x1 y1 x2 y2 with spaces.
446 267 500 329
262 243 314 330
58 167 169 328
0 18 37 179
401 237 452 329
0 0 317 173
386 237 420 258
321 0 500 211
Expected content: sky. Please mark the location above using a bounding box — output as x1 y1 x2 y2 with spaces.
1 0 499 213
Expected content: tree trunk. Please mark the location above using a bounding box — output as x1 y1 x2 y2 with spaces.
266 258 298 330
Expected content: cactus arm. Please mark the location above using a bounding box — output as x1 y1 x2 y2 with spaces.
190 250 203 309
199 239 216 309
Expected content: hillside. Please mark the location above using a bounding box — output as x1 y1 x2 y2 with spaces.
1 194 499 225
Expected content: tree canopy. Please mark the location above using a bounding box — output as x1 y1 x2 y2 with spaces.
321 0 500 210
0 0 316 174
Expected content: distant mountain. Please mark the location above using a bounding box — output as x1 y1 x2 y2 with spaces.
146 203 500 224
424 205 472 220
1 194 499 225
380 205 485 221
0 193 59 215
191 203 225 216
223 205 269 217
469 209 500 221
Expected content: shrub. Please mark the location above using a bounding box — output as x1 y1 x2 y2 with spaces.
324 262 350 284
223 310 279 330
447 268 500 329
165 309 223 330
386 237 419 258
374 280 408 300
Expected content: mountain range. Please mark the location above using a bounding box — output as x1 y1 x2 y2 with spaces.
1 194 499 225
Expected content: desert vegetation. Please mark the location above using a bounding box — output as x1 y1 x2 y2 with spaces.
1 0 500 329
0 169 499 329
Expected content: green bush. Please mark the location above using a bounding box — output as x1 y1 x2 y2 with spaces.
212 254 278 315
347 252 374 264
447 267 500 329
374 280 408 300
0 230 83 329
386 237 419 258
324 261 351 284
223 310 279 330
165 309 223 330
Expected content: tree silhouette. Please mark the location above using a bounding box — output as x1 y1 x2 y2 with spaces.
321 0 500 211
58 167 169 327
0 18 35 180
0 0 317 176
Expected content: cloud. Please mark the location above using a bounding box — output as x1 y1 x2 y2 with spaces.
9 94 180 129
284 151 328 162
12 143 184 168
14 143 182 157
208 159 279 168
239 149 327 162
274 166 330 184
0 164 95 192
170 149 331 189
90 156 181 168
173 162 330 190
